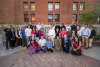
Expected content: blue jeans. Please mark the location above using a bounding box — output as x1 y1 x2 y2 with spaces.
68 37 72 46
26 36 31 46
38 46 46 53
63 46 69 53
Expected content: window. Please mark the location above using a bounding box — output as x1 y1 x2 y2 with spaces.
73 14 77 21
31 14 35 22
55 3 60 11
73 2 78 11
23 2 28 11
24 14 29 22
30 2 35 11
48 3 53 11
48 15 53 22
55 14 59 22
80 2 85 10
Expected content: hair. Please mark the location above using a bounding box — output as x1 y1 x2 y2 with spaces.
90 26 93 28
47 36 51 41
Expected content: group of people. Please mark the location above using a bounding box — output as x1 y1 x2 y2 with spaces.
4 22 96 56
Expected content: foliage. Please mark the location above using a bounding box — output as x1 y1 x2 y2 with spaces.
79 4 100 24
9 19 21 25
94 34 100 41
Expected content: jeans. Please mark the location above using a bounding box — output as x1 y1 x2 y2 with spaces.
38 46 46 53
63 46 69 53
68 37 72 46
26 36 31 46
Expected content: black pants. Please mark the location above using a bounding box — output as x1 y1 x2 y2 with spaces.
16 38 22 46
22 38 26 47
10 40 15 48
47 48 53 52
61 38 64 47
6 37 10 49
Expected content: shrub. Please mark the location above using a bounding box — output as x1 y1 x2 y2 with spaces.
94 34 100 41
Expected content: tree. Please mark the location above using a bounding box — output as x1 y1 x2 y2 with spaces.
79 3 100 24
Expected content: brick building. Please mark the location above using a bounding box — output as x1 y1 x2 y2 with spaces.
0 0 100 24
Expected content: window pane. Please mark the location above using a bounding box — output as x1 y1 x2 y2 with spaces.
55 15 59 22
73 3 77 11
24 14 29 22
55 3 60 10
48 15 53 22
23 2 28 11
73 14 77 21
80 2 84 10
31 14 35 22
31 3 35 11
48 3 53 11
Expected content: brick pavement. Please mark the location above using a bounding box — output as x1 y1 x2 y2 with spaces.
0 49 100 67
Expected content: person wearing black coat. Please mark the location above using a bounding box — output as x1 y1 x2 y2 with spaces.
4 25 11 49
10 28 16 49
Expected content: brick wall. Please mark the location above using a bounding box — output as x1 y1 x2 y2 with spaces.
0 0 100 24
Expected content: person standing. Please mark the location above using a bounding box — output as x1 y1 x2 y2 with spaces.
55 28 60 38
89 26 96 48
55 23 61 32
66 24 71 31
54 36 62 52
82 24 91 49
61 23 66 30
21 26 26 47
67 28 73 45
16 28 22 47
32 22 37 29
39 28 43 39
36 22 41 30
31 28 35 37
70 22 76 39
60 28 67 47
81 24 85 32
41 24 45 37
48 26 55 47
10 28 16 49
4 25 11 49
25 25 32 48
76 25 82 41
35 28 39 41
38 36 46 53
46 37 53 52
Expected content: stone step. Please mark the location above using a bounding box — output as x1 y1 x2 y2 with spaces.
3 41 100 46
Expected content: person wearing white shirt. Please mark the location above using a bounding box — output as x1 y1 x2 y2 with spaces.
48 26 55 47
38 36 46 53
16 27 22 47
66 25 71 31
81 24 85 33
36 22 41 30
76 25 82 41
25 25 32 48
82 24 91 49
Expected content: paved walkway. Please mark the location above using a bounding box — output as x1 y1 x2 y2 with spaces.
0 49 100 67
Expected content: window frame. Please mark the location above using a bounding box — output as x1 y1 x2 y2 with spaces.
73 2 78 11
55 14 60 22
30 2 35 11
23 2 28 11
55 2 60 11
48 2 53 11
80 2 85 11
24 14 29 22
48 14 53 22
